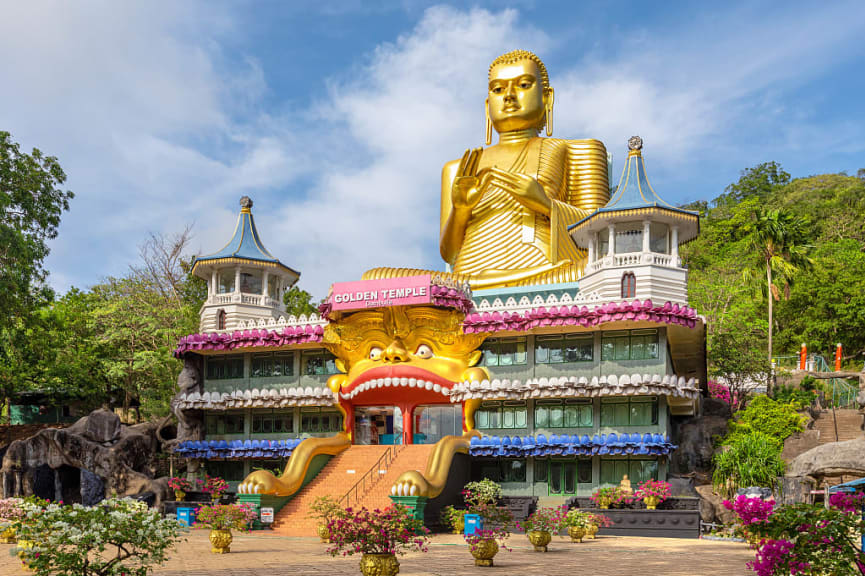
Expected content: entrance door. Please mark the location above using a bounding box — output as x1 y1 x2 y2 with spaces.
547 460 593 496
414 405 461 444
354 406 402 445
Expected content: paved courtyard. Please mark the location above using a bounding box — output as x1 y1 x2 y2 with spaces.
0 530 754 576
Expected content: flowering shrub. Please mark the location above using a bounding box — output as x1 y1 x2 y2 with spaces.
14 497 183 576
168 477 193 492
0 498 24 525
744 502 865 575
518 506 567 533
723 495 775 526
309 495 344 524
201 475 229 497
441 505 466 533
829 491 865 513
563 509 593 529
635 479 671 503
590 486 632 508
465 528 510 554
587 512 613 528
195 503 258 531
462 479 502 508
326 505 429 557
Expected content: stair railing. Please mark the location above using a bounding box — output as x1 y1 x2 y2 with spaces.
339 443 405 509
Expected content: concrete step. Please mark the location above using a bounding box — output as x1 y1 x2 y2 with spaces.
812 409 862 444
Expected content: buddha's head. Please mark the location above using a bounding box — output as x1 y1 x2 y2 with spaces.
487 50 553 138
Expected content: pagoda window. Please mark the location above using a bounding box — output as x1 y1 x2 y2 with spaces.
217 309 226 330
217 271 234 294
600 397 658 426
614 223 642 254
267 275 280 300
600 457 658 486
621 272 636 299
650 222 669 253
240 271 262 294
601 329 659 361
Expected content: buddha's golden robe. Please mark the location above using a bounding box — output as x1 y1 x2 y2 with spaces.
364 137 609 288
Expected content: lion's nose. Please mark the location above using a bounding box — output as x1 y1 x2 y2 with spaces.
384 338 409 363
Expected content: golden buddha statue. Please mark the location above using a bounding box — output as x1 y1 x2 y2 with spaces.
364 50 609 289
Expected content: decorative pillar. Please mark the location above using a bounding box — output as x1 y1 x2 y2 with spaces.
402 405 414 445
211 269 217 297
234 267 241 294
671 226 679 262
389 494 428 524
642 220 651 253
607 224 615 256
262 270 270 300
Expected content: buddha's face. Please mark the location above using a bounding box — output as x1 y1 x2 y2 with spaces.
488 59 546 134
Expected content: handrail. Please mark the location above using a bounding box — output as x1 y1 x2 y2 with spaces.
339 443 405 509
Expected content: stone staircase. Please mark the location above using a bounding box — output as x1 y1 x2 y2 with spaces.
272 444 434 536
812 409 862 444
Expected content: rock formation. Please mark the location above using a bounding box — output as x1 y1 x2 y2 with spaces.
786 436 865 481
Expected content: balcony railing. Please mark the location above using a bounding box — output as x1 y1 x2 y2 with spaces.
206 292 282 308
588 251 683 273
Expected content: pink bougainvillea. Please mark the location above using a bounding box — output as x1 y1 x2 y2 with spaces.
723 495 775 525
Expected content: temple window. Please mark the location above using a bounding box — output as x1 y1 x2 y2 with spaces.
535 334 593 364
545 460 593 494
267 275 280 300
600 457 658 486
614 223 642 253
204 461 245 482
534 399 593 428
302 351 339 375
300 407 342 433
217 309 226 330
217 271 234 294
475 401 528 430
598 231 609 256
600 396 659 426
239 271 262 294
415 405 462 444
478 337 528 367
621 272 636 299
205 356 244 380
251 410 294 434
251 353 294 378
205 412 245 435
650 222 669 253
601 329 659 361
471 458 527 483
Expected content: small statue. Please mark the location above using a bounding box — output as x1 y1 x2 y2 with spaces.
619 474 633 495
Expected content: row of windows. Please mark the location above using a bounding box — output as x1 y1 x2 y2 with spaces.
205 409 342 435
471 457 658 490
479 330 660 367
475 398 657 429
206 351 339 380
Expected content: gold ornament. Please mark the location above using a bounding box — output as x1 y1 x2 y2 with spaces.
568 525 586 542
470 538 499 567
528 530 552 552
364 50 609 289
359 553 400 576
209 529 232 554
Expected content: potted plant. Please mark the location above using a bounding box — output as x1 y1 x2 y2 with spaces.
585 512 612 539
518 506 567 552
0 498 24 543
590 486 628 509
201 475 229 503
441 505 466 534
168 477 193 501
461 479 513 567
563 509 593 543
635 479 671 509
326 505 428 576
195 503 258 554
309 495 344 542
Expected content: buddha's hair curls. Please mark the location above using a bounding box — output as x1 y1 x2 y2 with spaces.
489 50 551 91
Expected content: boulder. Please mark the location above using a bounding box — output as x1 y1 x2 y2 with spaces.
669 398 731 475
786 436 865 480
66 409 121 444
695 484 737 525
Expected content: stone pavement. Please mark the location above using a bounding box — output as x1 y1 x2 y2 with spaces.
0 531 754 575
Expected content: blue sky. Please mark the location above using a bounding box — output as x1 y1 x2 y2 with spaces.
1 1 863 299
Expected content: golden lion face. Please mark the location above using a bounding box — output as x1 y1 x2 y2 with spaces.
323 306 487 403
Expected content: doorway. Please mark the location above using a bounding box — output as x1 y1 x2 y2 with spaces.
354 406 403 445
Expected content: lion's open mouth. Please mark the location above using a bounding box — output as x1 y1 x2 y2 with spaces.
339 365 454 401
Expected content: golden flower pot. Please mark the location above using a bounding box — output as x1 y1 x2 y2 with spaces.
469 538 499 567
586 524 599 539
0 526 16 544
527 530 552 552
211 494 221 503
359 553 400 576
174 490 186 502
568 526 586 543
644 496 659 510
317 523 330 543
209 529 232 554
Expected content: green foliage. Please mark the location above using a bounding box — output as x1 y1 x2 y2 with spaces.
725 395 805 446
283 285 319 317
308 495 344 523
14 497 183 576
712 431 786 497
463 479 502 508
772 385 817 409
441 505 466 533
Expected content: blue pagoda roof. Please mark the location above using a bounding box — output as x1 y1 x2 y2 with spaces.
191 197 299 277
469 433 677 458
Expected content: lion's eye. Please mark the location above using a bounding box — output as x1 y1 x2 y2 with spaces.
415 344 433 359
369 347 383 360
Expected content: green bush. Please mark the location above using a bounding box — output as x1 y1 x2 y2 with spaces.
773 385 817 409
724 395 805 446
712 431 786 497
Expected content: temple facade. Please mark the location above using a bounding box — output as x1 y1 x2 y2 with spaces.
171 137 705 512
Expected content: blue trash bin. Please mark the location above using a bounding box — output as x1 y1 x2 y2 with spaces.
464 514 484 535
177 507 197 527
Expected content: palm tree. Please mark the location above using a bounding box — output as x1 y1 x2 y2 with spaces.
744 208 812 392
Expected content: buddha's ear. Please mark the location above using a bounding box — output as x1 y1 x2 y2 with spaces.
485 98 492 146
544 87 555 137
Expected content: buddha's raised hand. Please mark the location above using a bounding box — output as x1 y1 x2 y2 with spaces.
488 166 551 216
451 148 488 212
